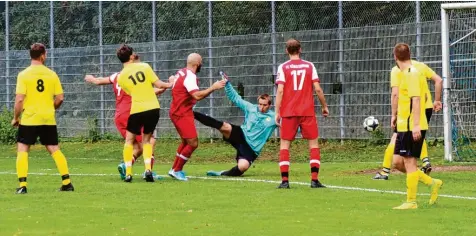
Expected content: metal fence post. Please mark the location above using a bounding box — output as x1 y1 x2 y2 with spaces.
416 0 421 61
49 1 54 68
271 1 278 138
99 1 105 134
208 1 214 139
338 1 345 143
5 1 10 109
152 1 157 71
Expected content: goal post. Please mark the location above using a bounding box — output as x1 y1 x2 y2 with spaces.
441 2 476 162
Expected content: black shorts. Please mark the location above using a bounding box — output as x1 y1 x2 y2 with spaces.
393 108 433 133
394 130 427 158
127 108 160 135
223 124 258 165
17 125 59 145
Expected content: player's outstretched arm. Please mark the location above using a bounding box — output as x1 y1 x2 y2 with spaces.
313 82 329 117
191 79 226 101
431 74 443 112
154 88 166 95
84 75 112 85
152 79 173 90
224 82 253 111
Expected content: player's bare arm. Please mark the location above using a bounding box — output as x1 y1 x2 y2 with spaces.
152 78 173 90
391 86 399 129
84 75 112 85
54 93 65 110
411 96 422 141
154 75 176 95
431 74 443 112
313 81 329 117
274 84 284 126
11 94 25 127
191 79 226 101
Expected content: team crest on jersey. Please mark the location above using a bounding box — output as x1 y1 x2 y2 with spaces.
266 117 271 122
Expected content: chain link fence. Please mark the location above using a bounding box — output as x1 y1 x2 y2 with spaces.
0 1 468 139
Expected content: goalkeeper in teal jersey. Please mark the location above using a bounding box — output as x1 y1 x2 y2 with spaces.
194 75 277 176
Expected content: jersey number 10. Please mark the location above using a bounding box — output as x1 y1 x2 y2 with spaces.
128 71 146 85
291 69 306 91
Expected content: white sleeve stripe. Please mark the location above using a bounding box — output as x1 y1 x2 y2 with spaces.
183 73 199 92
276 64 285 83
109 73 118 83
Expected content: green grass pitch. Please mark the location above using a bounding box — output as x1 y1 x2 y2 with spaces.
0 140 475 235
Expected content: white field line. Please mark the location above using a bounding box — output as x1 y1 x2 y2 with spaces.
0 171 475 201
0 157 386 164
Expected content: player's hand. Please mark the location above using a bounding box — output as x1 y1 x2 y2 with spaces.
168 75 177 84
11 118 19 128
212 79 227 90
433 101 442 112
275 114 281 127
412 125 422 141
321 106 329 117
391 115 397 130
84 74 95 83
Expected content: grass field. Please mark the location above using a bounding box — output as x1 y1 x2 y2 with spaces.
0 140 475 236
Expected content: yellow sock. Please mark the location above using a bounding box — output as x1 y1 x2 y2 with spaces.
123 143 134 175
16 152 29 187
420 140 428 161
52 150 71 185
417 170 433 186
143 143 152 171
406 171 419 203
381 143 395 174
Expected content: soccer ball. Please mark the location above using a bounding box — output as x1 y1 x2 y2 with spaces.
363 116 379 132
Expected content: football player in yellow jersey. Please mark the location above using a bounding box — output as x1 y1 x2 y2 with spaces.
373 54 443 180
391 43 442 210
12 43 74 194
116 44 173 183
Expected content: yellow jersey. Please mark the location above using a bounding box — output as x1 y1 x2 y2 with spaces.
117 62 160 114
396 66 428 132
390 60 436 109
15 65 63 126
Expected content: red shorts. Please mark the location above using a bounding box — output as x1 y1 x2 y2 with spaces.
170 115 197 139
115 115 143 143
280 116 318 141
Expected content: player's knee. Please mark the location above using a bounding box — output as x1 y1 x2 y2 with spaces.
187 138 199 149
308 138 319 149
220 122 232 132
45 145 60 155
237 160 250 172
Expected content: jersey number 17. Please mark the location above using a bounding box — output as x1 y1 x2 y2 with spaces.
291 69 305 91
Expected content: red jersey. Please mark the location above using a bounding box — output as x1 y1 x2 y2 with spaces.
169 68 199 117
276 59 320 117
109 73 132 119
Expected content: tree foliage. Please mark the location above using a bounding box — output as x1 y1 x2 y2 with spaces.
1 1 444 50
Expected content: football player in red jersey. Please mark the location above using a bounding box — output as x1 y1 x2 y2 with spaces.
168 53 226 181
275 39 329 189
84 55 167 180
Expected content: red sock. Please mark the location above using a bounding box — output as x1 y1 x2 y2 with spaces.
310 148 321 181
174 144 197 171
279 149 290 182
172 143 186 170
151 155 155 169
